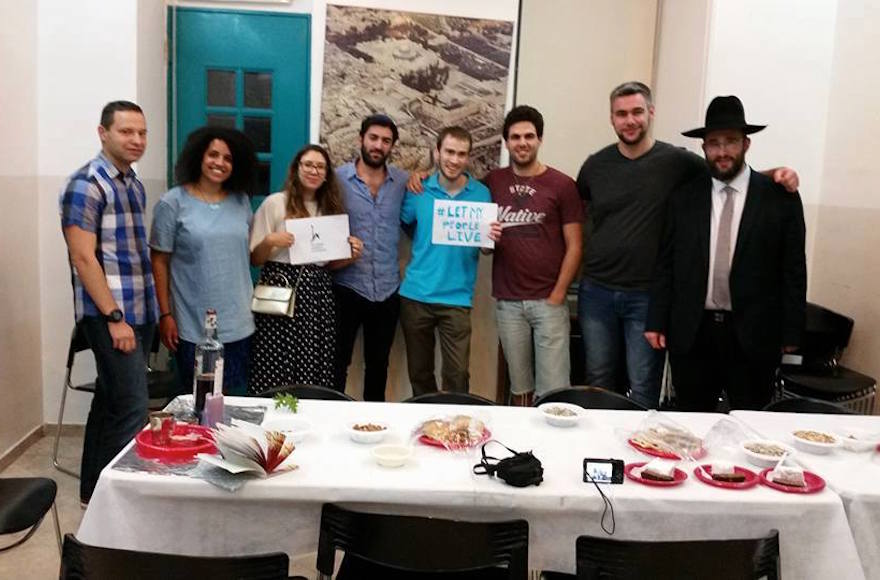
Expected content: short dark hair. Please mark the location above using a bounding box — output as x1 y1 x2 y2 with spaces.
360 114 399 143
502 105 544 140
436 126 472 152
100 101 143 128
609 81 653 108
173 126 257 194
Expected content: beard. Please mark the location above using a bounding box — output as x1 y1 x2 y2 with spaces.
360 145 389 168
708 152 746 181
510 148 538 169
615 125 647 146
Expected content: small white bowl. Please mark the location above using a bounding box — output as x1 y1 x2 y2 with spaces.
790 429 840 455
261 417 313 443
740 440 795 468
371 444 412 468
538 402 583 427
348 421 389 444
835 428 880 452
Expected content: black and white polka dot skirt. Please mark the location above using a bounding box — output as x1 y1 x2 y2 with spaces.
248 261 337 394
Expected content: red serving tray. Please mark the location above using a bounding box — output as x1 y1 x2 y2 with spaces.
693 465 759 490
419 428 491 450
135 423 216 463
758 468 826 494
624 462 687 487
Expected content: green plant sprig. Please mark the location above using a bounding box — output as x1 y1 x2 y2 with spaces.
273 393 299 413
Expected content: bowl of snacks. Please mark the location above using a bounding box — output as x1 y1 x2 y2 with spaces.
790 429 839 454
348 421 389 444
537 402 582 427
834 428 880 452
740 440 795 468
371 444 412 468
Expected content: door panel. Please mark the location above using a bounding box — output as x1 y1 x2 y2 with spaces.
171 8 310 199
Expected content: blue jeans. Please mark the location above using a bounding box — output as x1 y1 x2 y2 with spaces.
175 335 252 398
577 280 663 409
79 317 154 502
496 299 570 397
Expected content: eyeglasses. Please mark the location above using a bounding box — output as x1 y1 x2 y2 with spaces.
704 137 744 152
300 161 327 174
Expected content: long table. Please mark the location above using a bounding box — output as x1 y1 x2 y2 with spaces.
78 399 865 579
732 410 880 579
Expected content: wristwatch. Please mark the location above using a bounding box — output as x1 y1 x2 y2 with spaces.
104 309 124 323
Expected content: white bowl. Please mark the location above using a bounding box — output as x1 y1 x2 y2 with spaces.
348 421 389 444
538 402 582 427
371 444 412 468
835 428 880 452
790 429 840 454
261 417 313 443
740 440 795 468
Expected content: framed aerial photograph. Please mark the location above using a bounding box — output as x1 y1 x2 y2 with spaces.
320 3 516 177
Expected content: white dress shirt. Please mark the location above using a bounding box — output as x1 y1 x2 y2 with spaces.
705 165 750 309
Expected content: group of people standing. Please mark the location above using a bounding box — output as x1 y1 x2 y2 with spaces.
60 81 806 505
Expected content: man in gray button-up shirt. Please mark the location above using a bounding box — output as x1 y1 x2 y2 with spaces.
333 114 408 401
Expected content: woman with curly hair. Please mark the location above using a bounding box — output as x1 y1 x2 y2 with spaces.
248 144 363 393
150 126 257 396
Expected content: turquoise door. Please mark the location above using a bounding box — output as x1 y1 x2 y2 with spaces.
170 8 310 201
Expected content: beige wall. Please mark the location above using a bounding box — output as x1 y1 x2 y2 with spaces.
517 0 659 177
810 0 880 392
0 1 44 457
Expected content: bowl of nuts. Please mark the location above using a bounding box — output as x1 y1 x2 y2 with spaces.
348 421 389 444
537 402 583 428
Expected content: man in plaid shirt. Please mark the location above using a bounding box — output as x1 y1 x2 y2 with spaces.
60 101 157 504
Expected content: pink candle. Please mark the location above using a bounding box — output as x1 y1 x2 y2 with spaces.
202 393 225 428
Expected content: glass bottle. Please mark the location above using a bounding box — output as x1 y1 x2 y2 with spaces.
193 309 224 418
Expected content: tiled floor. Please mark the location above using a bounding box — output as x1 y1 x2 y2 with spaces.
0 433 319 579
0 433 84 580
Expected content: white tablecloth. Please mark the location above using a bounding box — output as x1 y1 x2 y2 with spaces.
732 410 880 579
78 400 864 579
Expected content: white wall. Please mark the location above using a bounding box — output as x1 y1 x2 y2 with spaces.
37 0 167 426
0 0 44 458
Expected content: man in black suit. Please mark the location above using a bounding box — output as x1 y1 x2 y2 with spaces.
645 96 806 411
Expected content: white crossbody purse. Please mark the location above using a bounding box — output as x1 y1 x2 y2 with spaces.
251 268 304 318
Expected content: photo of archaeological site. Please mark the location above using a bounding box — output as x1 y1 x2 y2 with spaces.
320 4 514 177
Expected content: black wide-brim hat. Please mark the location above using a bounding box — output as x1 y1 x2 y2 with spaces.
682 95 766 138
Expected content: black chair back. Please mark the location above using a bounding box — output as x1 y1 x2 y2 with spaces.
576 530 780 580
60 534 290 580
0 477 58 553
798 303 854 371
535 386 647 411
404 391 497 405
317 504 528 579
763 396 854 415
261 384 354 401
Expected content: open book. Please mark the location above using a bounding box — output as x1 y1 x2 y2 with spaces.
197 419 297 477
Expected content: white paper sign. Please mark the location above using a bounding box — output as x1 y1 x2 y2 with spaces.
285 214 351 265
431 200 498 249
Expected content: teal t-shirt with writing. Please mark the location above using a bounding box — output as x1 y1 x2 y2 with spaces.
399 173 491 307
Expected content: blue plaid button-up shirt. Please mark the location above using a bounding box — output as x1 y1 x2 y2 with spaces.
60 152 158 326
333 161 408 302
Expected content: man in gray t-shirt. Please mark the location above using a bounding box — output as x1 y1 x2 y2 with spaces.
576 82 799 409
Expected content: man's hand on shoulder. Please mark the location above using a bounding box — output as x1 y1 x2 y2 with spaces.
769 167 799 193
406 170 430 194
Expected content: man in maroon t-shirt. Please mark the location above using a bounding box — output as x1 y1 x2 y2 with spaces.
485 106 584 405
